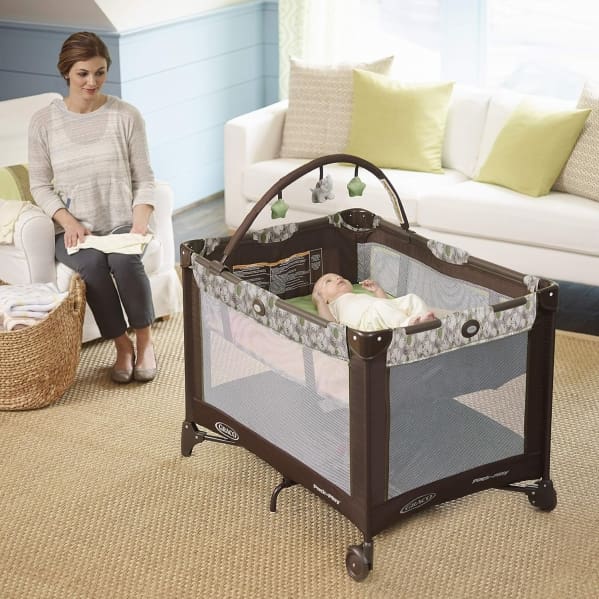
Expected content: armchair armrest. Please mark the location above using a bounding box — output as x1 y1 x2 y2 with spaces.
149 180 176 270
224 100 288 228
3 206 56 284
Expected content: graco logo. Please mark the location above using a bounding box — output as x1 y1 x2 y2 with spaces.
215 422 239 441
400 493 437 514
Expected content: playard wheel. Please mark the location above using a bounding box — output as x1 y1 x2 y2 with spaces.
527 480 557 511
345 545 371 582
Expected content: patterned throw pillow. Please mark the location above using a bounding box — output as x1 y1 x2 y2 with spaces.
0 164 33 202
553 83 599 201
280 56 394 159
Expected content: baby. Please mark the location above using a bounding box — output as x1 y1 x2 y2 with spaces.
311 273 436 331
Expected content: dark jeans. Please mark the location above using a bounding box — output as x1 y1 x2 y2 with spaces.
55 233 155 339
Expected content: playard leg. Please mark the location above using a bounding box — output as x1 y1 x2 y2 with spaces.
346 537 374 582
503 479 557 511
181 420 238 457
269 477 297 512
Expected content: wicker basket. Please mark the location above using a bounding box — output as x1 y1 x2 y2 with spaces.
0 275 86 410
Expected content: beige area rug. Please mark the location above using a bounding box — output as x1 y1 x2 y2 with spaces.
1 317 598 599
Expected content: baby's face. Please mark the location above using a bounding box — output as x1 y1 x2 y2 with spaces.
315 273 353 303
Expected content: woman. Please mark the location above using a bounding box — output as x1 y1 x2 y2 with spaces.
28 31 157 383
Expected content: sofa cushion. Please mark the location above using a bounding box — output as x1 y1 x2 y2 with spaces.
417 180 599 257
345 70 453 172
242 159 467 225
475 100 590 196
553 82 599 202
280 56 394 159
0 164 33 202
442 85 491 178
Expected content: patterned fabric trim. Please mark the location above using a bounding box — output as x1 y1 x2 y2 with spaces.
252 223 299 244
201 238 220 256
386 293 537 366
327 212 381 231
523 274 541 293
427 239 470 264
193 258 349 361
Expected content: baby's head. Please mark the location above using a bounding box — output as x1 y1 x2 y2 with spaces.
312 273 353 304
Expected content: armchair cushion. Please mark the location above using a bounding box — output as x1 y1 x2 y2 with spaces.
0 164 33 202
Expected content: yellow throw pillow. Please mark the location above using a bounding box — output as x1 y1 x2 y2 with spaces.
0 164 33 202
345 69 454 172
476 101 591 197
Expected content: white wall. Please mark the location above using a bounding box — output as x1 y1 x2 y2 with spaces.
0 0 113 29
0 0 250 31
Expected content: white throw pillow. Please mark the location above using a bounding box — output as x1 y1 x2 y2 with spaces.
442 85 492 178
553 82 599 201
280 56 394 159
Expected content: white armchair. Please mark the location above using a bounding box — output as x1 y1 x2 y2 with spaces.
0 93 182 342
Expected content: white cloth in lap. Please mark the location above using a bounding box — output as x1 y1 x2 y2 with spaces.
329 293 431 331
66 232 152 255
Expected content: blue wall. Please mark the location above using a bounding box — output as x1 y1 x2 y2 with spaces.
0 0 279 211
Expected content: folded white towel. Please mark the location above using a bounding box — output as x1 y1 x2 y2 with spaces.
0 200 33 244
3 315 42 331
67 233 152 256
0 282 68 318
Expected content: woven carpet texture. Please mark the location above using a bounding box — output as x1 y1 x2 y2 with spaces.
1 314 598 598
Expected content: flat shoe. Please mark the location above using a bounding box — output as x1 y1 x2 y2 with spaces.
111 355 135 384
133 364 157 382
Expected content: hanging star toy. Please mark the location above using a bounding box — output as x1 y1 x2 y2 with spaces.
271 195 289 219
347 165 366 197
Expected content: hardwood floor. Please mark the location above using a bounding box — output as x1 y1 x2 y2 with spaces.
171 194 229 261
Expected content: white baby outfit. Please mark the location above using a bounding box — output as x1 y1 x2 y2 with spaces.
329 292 430 331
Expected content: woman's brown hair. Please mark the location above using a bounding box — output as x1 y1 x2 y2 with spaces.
57 31 111 83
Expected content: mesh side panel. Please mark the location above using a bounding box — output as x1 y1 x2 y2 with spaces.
387 333 527 499
201 291 351 493
358 242 507 310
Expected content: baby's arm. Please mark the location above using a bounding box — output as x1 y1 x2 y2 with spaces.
360 279 387 299
312 290 336 322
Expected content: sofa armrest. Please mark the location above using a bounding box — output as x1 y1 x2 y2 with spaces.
149 180 176 270
224 100 288 228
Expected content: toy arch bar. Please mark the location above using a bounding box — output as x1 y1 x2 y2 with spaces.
221 154 409 266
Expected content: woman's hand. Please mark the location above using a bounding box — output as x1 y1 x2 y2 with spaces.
63 220 90 248
131 203 154 235
53 208 90 248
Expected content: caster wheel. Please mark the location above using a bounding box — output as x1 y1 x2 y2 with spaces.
346 545 370 582
527 480 557 511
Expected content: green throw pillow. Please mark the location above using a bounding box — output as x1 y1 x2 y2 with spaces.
0 164 33 202
345 69 454 172
476 101 591 197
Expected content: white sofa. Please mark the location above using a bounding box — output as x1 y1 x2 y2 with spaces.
224 85 599 288
0 93 182 342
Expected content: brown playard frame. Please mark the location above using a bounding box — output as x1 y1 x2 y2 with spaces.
180 155 558 582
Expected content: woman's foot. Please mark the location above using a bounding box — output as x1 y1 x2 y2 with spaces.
111 334 135 383
134 328 157 382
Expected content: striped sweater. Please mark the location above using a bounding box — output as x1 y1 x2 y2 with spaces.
28 95 155 234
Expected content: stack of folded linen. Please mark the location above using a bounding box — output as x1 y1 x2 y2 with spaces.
0 282 68 331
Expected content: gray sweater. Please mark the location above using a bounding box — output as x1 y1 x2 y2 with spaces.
28 95 155 233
